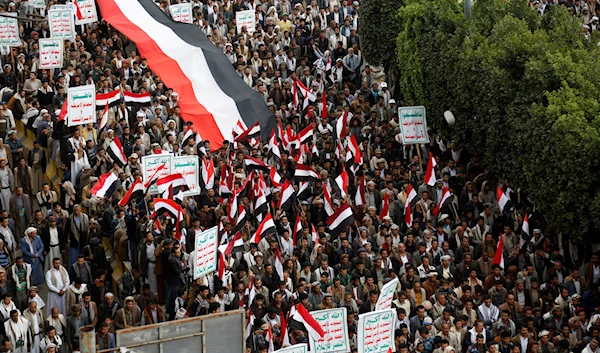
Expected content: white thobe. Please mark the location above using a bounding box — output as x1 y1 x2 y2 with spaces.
45 269 70 317
0 300 16 319
0 168 11 211
44 228 61 272
31 312 40 353
5 317 30 353
0 226 14 252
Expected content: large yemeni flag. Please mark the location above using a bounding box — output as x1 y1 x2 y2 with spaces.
98 0 274 150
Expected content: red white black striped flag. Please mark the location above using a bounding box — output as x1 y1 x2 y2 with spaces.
97 0 274 150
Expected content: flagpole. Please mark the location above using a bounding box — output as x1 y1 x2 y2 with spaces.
416 144 424 174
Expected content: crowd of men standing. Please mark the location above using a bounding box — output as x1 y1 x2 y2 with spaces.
0 1 598 353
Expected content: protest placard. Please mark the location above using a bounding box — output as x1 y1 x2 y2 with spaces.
375 277 399 311
274 344 308 353
236 10 256 34
39 38 64 69
357 309 396 353
308 307 349 353
173 155 200 196
399 106 429 144
0 16 20 47
194 226 218 279
75 0 99 25
142 154 173 194
169 3 193 24
30 0 46 9
49 8 75 40
67 85 96 126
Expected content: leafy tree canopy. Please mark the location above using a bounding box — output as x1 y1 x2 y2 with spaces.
394 0 600 238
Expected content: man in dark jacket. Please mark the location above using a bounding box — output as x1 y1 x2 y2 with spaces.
165 246 184 320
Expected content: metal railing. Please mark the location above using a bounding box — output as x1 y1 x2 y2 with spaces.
81 309 246 353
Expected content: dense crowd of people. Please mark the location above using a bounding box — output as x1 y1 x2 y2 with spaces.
0 1 597 353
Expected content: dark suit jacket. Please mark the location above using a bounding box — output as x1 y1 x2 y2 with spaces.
436 265 458 280
359 300 375 314
41 225 65 253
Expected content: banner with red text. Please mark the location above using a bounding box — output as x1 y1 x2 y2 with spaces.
0 16 20 47
39 38 64 69
357 309 396 353
67 84 96 126
75 0 99 25
375 277 399 311
194 226 218 279
169 3 193 24
49 7 75 40
308 307 349 353
173 155 200 197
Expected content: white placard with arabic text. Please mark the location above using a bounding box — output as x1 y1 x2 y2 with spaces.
236 10 256 34
169 3 193 24
308 307 349 353
274 344 308 353
399 106 429 144
142 154 173 195
357 309 396 353
194 226 218 279
75 0 98 25
173 155 200 196
30 0 47 9
0 16 20 47
39 38 63 69
67 84 96 126
375 277 398 311
49 8 75 40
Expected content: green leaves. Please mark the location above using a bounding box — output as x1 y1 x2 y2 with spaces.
359 0 404 72
387 0 600 238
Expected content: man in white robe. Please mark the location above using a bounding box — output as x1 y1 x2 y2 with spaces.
0 158 14 213
45 258 70 317
4 309 30 353
0 293 17 320
22 301 44 353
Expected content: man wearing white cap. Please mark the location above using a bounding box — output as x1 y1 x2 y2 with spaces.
167 92 179 116
21 228 44 286
437 255 457 280
380 81 391 107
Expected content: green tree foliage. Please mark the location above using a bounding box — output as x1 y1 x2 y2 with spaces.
359 0 404 71
394 0 600 237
